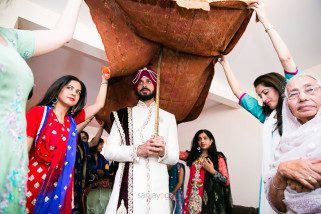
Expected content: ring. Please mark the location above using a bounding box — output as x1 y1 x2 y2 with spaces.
308 176 313 181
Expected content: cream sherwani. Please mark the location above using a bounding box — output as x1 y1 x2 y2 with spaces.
103 101 179 214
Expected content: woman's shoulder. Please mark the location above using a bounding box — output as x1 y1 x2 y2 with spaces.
216 152 226 159
27 106 46 115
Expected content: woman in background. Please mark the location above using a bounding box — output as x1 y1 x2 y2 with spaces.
183 129 232 214
168 162 185 214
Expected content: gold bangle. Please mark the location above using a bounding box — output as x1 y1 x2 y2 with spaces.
272 176 286 191
265 25 275 33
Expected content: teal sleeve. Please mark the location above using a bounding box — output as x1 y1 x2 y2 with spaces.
284 68 301 82
239 93 266 123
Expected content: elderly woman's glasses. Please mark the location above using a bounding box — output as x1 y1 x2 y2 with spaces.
287 85 321 100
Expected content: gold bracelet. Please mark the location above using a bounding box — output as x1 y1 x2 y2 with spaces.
265 25 275 33
271 176 286 191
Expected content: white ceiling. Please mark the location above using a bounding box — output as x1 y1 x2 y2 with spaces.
25 0 321 116
28 0 96 27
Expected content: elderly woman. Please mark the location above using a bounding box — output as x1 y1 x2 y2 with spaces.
264 74 321 213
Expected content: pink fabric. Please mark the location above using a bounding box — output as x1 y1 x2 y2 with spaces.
218 155 230 186
284 68 299 75
132 67 157 90
238 92 247 104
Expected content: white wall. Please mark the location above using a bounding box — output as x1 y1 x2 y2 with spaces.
178 104 262 207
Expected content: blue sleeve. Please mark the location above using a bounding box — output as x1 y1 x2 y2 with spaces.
239 93 266 123
284 68 301 82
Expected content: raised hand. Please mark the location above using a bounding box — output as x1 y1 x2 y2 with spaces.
102 66 111 80
248 1 268 24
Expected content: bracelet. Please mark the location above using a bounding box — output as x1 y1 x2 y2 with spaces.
101 82 108 85
271 176 286 191
265 25 275 33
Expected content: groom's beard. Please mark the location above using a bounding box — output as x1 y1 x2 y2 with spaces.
135 88 156 101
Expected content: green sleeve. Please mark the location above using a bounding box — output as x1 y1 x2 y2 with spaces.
13 28 36 60
239 93 266 123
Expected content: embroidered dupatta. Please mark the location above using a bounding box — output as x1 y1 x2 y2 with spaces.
33 106 77 214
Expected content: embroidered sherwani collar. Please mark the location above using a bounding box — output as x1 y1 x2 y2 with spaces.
137 100 156 109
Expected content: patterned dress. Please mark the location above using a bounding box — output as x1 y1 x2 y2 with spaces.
184 154 231 214
26 106 85 214
169 163 185 214
0 27 35 214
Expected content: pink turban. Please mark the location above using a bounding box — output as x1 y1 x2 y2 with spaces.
132 67 157 90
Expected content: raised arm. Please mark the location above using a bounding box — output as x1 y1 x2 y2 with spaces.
249 1 297 73
218 55 245 99
33 0 83 56
84 74 109 119
218 56 266 123
77 116 94 133
89 122 105 147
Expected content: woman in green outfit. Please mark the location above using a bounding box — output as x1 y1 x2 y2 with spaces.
0 0 84 213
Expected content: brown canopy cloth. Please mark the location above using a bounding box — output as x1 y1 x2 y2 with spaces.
85 0 254 131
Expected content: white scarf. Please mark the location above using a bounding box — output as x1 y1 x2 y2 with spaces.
264 82 321 213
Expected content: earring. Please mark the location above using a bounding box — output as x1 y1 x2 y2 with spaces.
52 97 58 108
197 147 201 151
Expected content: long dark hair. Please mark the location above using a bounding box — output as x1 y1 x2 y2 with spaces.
186 129 219 171
37 75 87 116
90 138 104 155
254 72 286 135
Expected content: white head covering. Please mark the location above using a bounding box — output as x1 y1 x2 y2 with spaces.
264 74 321 213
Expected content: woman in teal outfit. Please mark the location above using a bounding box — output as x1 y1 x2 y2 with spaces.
168 162 185 214
218 1 320 213
0 0 84 213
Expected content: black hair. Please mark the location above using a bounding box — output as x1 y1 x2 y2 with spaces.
254 72 286 135
37 75 87 116
80 131 89 141
90 138 104 154
186 129 219 171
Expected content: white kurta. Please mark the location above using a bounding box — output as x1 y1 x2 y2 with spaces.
103 101 179 214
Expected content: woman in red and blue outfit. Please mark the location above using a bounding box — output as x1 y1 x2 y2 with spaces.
26 73 109 214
